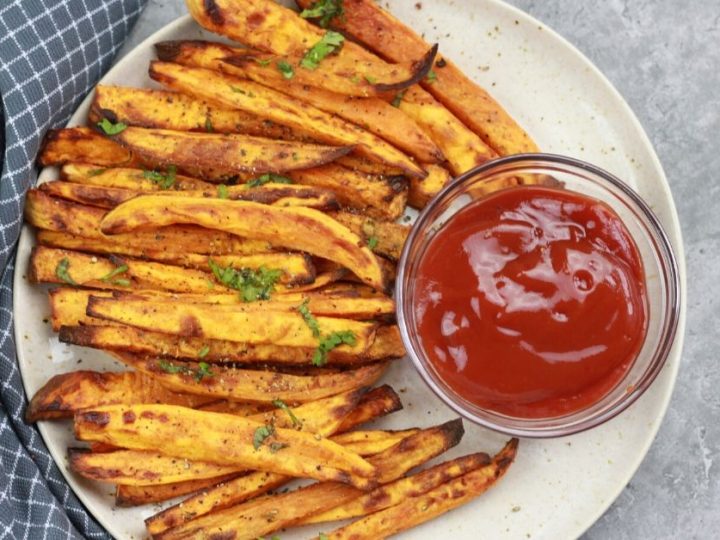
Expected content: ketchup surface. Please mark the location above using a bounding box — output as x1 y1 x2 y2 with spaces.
415 186 648 418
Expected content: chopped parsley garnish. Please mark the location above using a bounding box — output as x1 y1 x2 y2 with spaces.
205 117 214 133
198 345 210 358
426 69 438 83
300 31 345 70
157 359 213 382
55 258 78 286
300 0 345 28
391 90 407 108
276 60 295 79
314 330 356 366
208 260 282 302
297 300 356 366
247 173 293 187
143 165 176 189
217 184 229 199
255 58 272 67
99 263 130 287
367 236 379 250
350 74 360 84
364 74 377 84
230 85 248 95
273 399 302 428
87 168 106 177
297 299 321 338
96 118 127 135
253 424 275 450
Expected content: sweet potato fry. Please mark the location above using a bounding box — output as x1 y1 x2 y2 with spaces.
29 246 313 291
112 352 386 404
108 127 351 175
303 452 490 524
184 0 437 95
149 61 426 179
86 295 376 351
328 211 409 261
60 163 214 191
314 0 539 155
39 180 340 211
74 404 377 487
408 163 453 209
322 438 519 540
116 474 242 507
27 191 272 255
155 40 441 163
153 419 464 540
25 370 213 422
329 429 420 457
69 448 241 486
288 165 407 221
99 195 386 288
38 127 137 168
90 85 302 141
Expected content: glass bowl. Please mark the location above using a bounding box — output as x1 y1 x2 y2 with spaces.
396 154 681 438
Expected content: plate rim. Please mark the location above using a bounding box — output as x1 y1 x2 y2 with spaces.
13 3 687 539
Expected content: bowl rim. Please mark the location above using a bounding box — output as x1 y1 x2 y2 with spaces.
395 152 682 438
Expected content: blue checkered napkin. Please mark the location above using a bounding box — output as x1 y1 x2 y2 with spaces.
0 1 146 538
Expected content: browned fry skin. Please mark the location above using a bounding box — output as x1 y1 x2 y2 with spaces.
150 419 465 540
182 1 437 95
148 61 427 179
73 404 378 489
323 438 519 540
329 211 410 262
60 163 215 191
98 195 386 289
300 0 539 156
38 127 137 168
408 163 453 209
116 474 243 507
25 371 214 422
111 352 387 404
90 85 304 140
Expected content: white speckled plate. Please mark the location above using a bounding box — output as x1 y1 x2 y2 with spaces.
14 1 686 539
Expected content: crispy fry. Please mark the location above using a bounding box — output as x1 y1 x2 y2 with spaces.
112 352 386 404
39 180 340 211
29 246 312 291
39 127 137 167
60 163 214 191
25 370 213 422
399 86 497 175
99 195 386 288
69 448 241 486
323 438 519 540
74 404 377 487
116 474 242 507
335 154 404 176
303 453 490 524
149 61 426 179
86 295 376 351
288 164 407 221
315 0 539 155
184 0 437 95
409 163 453 209
329 211 409 261
90 86 302 140
329 429 420 457
108 127 351 175
155 40 442 163
27 191 273 255
153 419 464 540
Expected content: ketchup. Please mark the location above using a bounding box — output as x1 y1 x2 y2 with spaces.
415 186 648 418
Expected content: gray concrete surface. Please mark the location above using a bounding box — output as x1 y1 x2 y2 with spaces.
118 1 719 538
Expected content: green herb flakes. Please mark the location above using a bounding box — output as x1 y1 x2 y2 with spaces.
391 90 407 108
269 442 289 453
217 184 229 199
55 258 78 286
300 0 345 28
96 118 127 135
253 424 275 450
157 360 188 375
208 260 282 302
87 168 106 177
276 60 295 79
426 69 438 83
99 263 129 286
197 345 210 359
205 117 214 133
143 165 176 189
367 236 379 250
255 58 272 67
300 31 345 70
297 299 321 338
194 361 213 382
314 330 356 366
364 74 377 84
247 173 293 187
272 399 302 428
